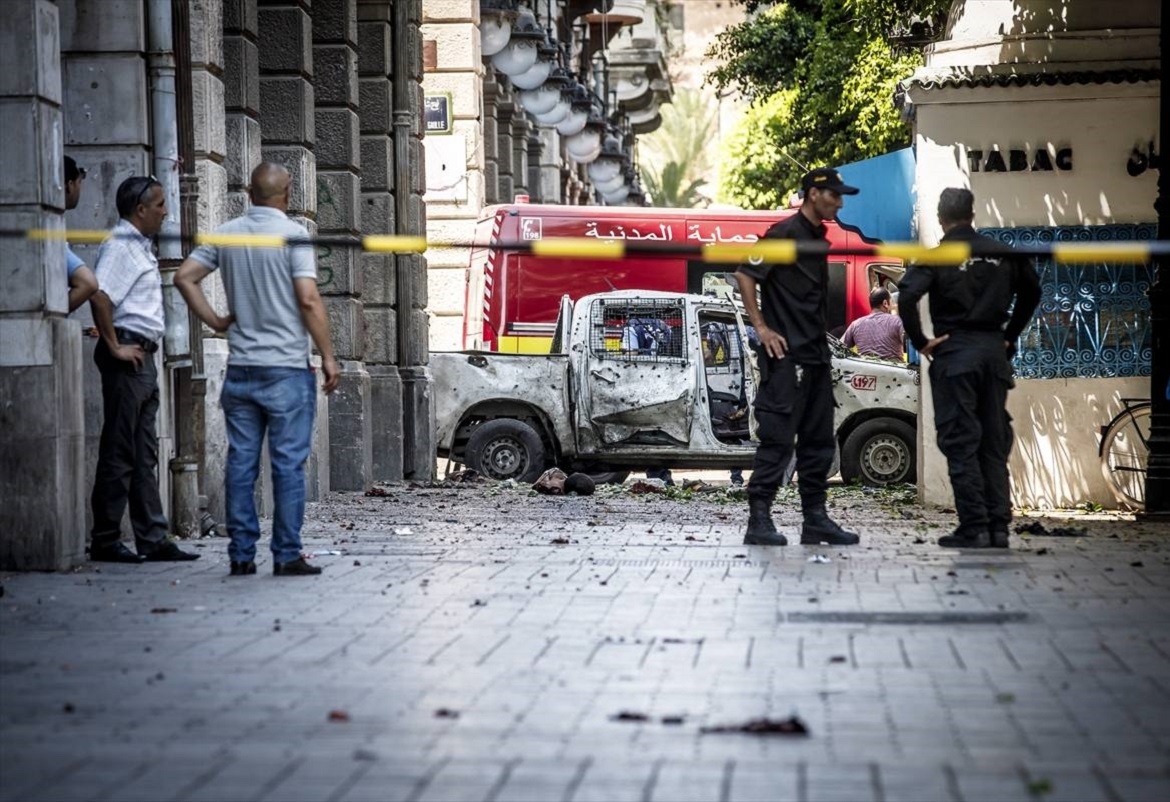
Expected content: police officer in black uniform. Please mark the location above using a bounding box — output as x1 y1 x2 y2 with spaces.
736 168 862 547
898 187 1041 549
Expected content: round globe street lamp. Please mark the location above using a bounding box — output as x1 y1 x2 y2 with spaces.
509 35 558 90
517 66 571 115
529 82 573 126
586 133 625 184
480 0 518 57
601 184 631 205
490 7 544 76
555 83 593 137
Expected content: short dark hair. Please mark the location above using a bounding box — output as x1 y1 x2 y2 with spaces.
64 155 84 183
869 287 891 309
115 176 160 218
938 187 975 224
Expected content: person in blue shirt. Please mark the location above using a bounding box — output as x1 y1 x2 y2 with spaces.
63 156 98 313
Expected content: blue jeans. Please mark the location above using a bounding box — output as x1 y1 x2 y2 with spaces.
221 366 316 564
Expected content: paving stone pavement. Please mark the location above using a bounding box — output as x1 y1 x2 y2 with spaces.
2 480 1169 802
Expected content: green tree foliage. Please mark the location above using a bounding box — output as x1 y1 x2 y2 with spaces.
711 0 944 209
638 87 717 208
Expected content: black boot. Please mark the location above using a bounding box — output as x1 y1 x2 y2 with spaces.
801 509 860 546
744 499 787 546
938 528 990 548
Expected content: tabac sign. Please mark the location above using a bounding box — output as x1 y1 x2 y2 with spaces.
965 144 1073 173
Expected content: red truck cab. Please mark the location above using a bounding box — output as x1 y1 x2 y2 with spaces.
464 203 902 353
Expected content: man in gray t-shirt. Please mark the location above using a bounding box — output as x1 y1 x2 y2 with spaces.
176 162 339 578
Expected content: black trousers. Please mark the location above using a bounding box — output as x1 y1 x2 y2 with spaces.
90 338 168 550
747 359 835 513
929 334 1014 535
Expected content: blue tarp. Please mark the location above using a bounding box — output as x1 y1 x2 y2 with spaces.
834 148 915 242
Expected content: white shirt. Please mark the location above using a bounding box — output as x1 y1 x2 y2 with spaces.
94 219 165 342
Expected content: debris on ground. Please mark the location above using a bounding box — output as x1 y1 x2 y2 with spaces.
610 711 650 722
564 472 596 496
327 709 350 722
149 607 178 614
700 715 809 736
533 467 568 495
434 708 460 719
808 554 831 564
393 527 413 535
628 480 666 495
443 469 484 484
364 485 392 497
311 549 342 557
1015 521 1086 537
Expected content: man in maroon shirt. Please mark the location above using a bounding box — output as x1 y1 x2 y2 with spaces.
842 288 905 361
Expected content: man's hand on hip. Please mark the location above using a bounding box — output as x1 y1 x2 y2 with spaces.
112 343 146 369
919 334 950 361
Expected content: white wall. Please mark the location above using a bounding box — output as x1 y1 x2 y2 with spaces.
909 83 1157 510
913 86 1160 243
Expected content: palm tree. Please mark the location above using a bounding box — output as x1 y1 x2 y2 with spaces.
637 87 717 208
642 161 708 208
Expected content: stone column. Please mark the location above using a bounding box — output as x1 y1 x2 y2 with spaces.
222 0 261 221
393 0 434 480
314 0 371 491
186 0 227 532
482 78 500 204
511 112 530 198
537 125 563 203
258 0 315 218
0 0 85 570
526 130 543 202
200 0 258 522
496 98 515 203
358 0 404 481
59 0 160 537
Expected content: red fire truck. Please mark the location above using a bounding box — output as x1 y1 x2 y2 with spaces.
463 203 904 353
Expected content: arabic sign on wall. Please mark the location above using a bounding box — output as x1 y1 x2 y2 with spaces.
424 93 452 135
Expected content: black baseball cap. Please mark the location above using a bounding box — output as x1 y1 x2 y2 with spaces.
801 167 859 195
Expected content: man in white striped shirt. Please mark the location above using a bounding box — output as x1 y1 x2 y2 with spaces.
88 176 200 563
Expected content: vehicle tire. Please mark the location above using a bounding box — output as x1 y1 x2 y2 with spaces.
840 418 916 486
464 419 547 483
587 471 630 485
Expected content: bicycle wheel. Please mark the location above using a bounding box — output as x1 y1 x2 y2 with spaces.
1098 403 1151 510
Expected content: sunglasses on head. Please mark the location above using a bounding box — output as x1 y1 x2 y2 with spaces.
133 176 160 207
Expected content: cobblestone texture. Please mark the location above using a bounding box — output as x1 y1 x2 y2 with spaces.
2 480 1169 801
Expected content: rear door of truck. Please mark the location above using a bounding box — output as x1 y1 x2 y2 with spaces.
573 295 695 450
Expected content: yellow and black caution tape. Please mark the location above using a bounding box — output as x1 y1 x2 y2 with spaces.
6 228 1164 265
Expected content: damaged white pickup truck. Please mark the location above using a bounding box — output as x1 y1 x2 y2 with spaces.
432 291 919 486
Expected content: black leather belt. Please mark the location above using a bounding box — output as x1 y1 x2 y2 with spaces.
115 327 160 353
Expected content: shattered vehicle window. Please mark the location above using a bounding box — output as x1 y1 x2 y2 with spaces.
591 299 686 363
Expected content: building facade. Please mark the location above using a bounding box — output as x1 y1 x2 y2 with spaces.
0 0 430 570
902 0 1161 508
420 0 674 353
